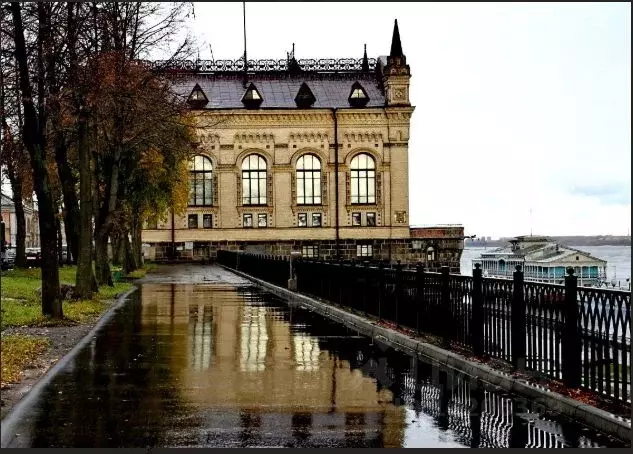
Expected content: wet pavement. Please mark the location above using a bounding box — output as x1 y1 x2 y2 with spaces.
1 265 628 448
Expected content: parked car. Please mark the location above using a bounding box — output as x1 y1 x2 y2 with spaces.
1 247 16 270
25 247 41 267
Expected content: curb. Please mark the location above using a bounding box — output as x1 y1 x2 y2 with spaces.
0 286 139 448
223 266 632 443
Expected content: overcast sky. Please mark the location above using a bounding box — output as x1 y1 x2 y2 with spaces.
4 3 626 239
175 2 629 239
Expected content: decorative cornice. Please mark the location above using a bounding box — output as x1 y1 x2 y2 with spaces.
342 132 383 144
234 132 275 145
288 132 330 144
144 57 378 74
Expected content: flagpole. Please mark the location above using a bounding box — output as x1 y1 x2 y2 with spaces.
243 1 247 87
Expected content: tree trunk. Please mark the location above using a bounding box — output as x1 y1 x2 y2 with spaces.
54 143 80 264
13 195 27 268
6 168 27 268
11 3 61 318
111 230 124 266
68 2 97 299
123 232 137 275
56 213 63 265
94 230 112 286
131 213 143 268
75 124 98 297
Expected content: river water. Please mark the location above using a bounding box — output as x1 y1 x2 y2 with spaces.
0 265 626 448
461 246 631 285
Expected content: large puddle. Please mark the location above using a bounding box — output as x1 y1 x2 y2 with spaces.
1 266 628 447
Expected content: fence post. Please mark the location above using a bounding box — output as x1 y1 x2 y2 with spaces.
440 266 451 348
472 263 484 357
395 261 403 327
378 262 385 320
511 265 526 370
562 267 581 388
363 262 370 314
415 262 425 334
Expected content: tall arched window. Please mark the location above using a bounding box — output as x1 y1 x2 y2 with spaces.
296 154 321 205
350 153 376 204
189 155 213 206
242 154 267 205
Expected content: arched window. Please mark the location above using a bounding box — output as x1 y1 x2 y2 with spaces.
427 247 435 262
242 154 267 205
188 155 213 206
296 154 321 205
350 153 376 204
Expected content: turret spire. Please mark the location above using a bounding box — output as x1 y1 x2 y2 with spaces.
390 19 403 57
361 44 369 73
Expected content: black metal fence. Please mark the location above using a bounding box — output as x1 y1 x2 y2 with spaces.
217 251 631 405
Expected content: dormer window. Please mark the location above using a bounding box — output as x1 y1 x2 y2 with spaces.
348 81 369 107
295 82 316 108
187 84 208 108
241 82 263 109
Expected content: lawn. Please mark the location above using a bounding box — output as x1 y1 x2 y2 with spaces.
1 263 155 387
1 335 50 385
0 264 155 329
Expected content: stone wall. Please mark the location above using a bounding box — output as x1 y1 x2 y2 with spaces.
147 237 462 273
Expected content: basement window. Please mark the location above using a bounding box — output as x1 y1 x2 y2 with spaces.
357 244 373 258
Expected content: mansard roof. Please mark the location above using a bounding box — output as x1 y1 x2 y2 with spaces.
151 57 387 109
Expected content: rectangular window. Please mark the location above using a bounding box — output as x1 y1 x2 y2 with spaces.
357 244 373 257
302 245 318 258
412 240 423 250
243 214 253 228
352 212 361 226
298 213 307 227
203 214 213 229
366 212 376 227
188 214 198 229
258 213 268 228
312 213 322 227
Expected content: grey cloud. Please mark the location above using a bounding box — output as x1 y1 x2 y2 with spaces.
570 181 631 205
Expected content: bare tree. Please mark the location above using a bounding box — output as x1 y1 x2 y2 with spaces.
9 1 61 317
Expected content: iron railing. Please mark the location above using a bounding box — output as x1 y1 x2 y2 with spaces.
144 57 378 74
217 250 632 405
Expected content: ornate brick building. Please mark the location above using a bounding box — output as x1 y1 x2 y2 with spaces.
142 20 464 271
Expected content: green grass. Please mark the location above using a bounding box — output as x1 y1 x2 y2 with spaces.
0 265 139 330
0 263 155 387
1 335 50 385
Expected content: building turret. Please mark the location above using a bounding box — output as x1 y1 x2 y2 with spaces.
383 19 411 106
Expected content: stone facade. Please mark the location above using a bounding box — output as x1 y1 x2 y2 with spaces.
141 21 464 270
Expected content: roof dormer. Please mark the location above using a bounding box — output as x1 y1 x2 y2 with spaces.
294 82 316 108
348 81 369 107
241 82 263 109
187 83 209 108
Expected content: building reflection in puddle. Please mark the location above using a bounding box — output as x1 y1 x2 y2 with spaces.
132 283 626 448
140 283 406 447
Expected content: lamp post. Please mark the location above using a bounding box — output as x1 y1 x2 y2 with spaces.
288 250 302 291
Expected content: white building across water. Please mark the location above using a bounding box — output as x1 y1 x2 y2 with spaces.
473 236 608 287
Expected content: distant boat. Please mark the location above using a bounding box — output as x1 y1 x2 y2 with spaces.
472 235 610 287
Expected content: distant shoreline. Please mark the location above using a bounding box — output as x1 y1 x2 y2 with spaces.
465 236 631 248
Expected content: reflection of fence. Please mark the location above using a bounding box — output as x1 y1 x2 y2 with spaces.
217 251 631 405
372 355 602 448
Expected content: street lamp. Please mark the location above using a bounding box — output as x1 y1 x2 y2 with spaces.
288 250 302 291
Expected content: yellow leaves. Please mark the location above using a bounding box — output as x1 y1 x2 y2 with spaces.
139 147 166 181
171 159 190 216
1 335 50 385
